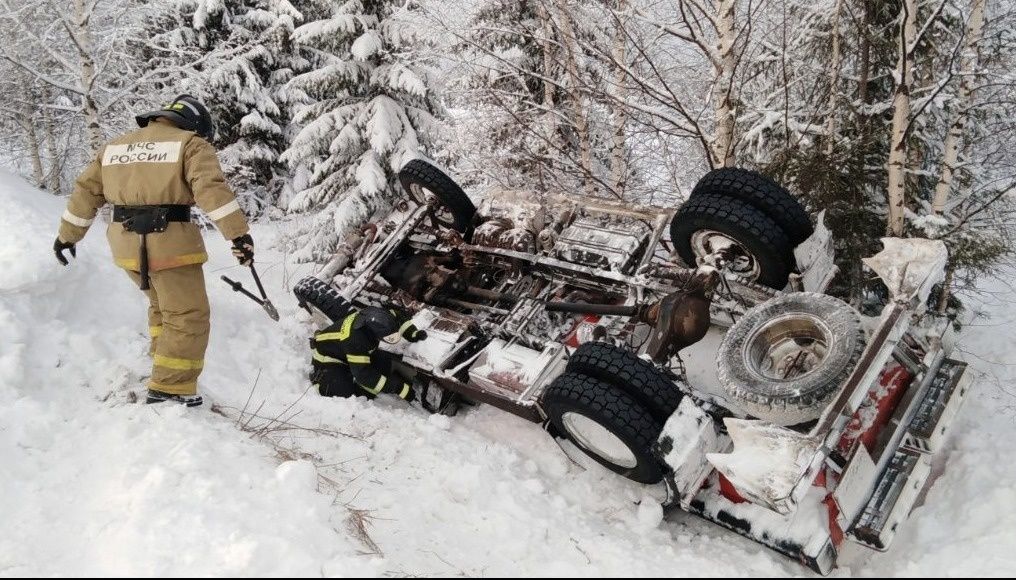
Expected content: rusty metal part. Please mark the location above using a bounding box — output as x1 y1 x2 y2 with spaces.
464 286 513 302
473 218 537 252
317 230 366 281
339 205 431 300
430 374 544 423
641 268 719 363
463 286 638 317
442 298 512 315
472 218 512 247
537 227 557 252
380 251 465 302
543 301 639 316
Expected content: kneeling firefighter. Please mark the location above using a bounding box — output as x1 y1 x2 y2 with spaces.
311 306 428 402
53 95 253 407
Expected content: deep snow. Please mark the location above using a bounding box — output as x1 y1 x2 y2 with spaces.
2 170 1015 576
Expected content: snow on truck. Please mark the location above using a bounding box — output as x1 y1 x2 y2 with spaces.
293 159 969 573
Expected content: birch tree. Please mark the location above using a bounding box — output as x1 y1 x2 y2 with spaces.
932 0 987 214
0 0 120 156
886 0 917 237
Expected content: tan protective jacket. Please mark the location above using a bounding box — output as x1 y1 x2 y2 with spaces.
58 118 249 271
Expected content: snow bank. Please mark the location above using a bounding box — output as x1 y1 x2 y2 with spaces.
0 172 371 576
3 169 1016 576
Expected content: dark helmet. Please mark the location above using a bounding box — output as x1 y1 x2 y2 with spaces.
354 306 399 338
136 94 215 141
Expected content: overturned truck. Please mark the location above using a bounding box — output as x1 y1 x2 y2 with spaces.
294 160 969 573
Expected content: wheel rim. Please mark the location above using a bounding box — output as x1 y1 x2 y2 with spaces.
690 229 760 280
743 313 831 381
408 183 456 228
561 411 638 468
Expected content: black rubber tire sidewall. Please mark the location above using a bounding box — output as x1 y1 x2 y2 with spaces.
293 276 352 323
670 193 795 289
566 342 684 423
398 159 477 236
691 167 813 245
542 372 664 484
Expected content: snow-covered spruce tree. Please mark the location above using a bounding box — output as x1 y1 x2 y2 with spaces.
145 0 308 213
281 0 439 261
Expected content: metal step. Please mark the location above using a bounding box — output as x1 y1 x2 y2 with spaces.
850 450 930 550
904 360 970 454
848 358 969 550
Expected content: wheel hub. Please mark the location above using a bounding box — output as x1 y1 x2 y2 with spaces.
408 183 455 226
743 313 831 381
561 411 638 468
690 229 760 280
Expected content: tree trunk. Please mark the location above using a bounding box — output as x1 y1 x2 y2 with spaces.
72 0 103 154
608 0 628 197
42 104 62 194
825 0 844 156
552 0 595 195
711 0 737 168
937 267 954 315
536 1 558 172
932 0 986 214
858 0 872 135
16 72 45 188
886 0 916 237
24 113 46 188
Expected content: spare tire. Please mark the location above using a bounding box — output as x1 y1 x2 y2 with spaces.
398 159 476 236
294 276 352 323
566 342 684 423
691 168 813 245
670 193 795 289
716 292 865 426
542 372 665 484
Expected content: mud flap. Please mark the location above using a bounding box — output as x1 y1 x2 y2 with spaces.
654 398 725 509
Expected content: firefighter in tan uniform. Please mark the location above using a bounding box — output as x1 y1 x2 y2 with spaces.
53 95 254 407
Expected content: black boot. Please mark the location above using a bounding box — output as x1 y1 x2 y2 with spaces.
146 389 203 407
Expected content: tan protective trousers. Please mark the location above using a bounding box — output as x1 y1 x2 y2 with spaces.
126 264 210 395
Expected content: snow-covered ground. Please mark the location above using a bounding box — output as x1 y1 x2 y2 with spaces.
3 170 1016 576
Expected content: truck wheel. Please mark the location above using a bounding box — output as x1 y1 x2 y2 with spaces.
542 372 664 484
716 292 865 426
670 193 795 289
293 276 352 323
566 342 684 422
691 167 813 245
398 159 477 236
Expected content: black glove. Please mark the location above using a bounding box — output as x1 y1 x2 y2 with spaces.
408 329 428 343
231 234 254 266
54 238 76 266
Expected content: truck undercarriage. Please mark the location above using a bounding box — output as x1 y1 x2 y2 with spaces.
294 159 969 574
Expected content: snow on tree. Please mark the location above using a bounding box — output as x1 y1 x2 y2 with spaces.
145 0 309 213
280 0 440 261
443 0 636 199
0 0 154 191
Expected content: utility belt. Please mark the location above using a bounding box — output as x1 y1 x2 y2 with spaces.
112 204 192 290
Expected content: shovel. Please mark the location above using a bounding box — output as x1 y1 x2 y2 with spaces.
221 263 280 321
